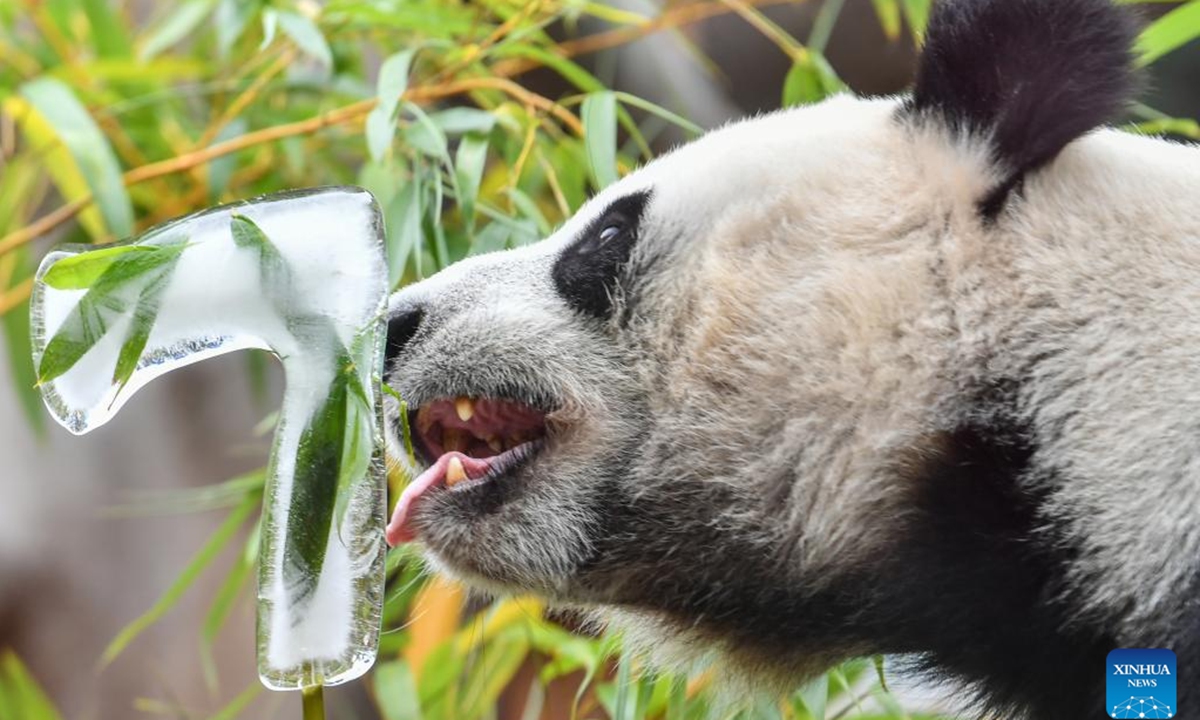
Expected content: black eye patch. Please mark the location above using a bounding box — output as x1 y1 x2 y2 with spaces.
552 190 651 319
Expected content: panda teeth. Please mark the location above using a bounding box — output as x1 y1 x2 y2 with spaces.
486 435 502 453
445 456 467 487
455 396 475 422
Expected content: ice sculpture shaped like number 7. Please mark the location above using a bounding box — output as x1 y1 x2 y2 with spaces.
29 186 388 691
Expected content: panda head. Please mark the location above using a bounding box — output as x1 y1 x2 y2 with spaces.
382 0 1137 610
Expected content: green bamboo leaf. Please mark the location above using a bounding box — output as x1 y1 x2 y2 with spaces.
2 249 45 436
204 516 260 646
477 205 539 243
468 221 512 257
43 0 76 45
99 491 259 669
287 326 381 591
214 0 259 57
82 0 133 57
0 651 62 720
284 364 349 594
455 133 489 232
140 0 217 60
103 469 264 518
612 92 703 137
808 0 847 53
205 681 261 720
900 0 932 43
260 7 278 49
581 91 618 190
458 634 531 720
491 46 605 93
870 0 902 41
41 245 156 289
276 10 332 67
0 153 40 232
381 382 416 465
612 651 636 720
377 50 416 120
1136 0 1200 66
38 332 98 389
1128 116 1200 139
416 642 466 710
3 95 104 239
357 159 402 207
0 666 11 720
366 106 395 163
872 654 889 692
795 674 828 720
112 318 150 387
782 52 845 108
112 267 176 389
576 2 651 25
91 242 187 289
366 50 416 161
404 105 463 231
230 214 289 293
384 176 423 288
229 213 274 251
429 107 497 136
333 364 375 534
403 104 452 159
75 59 207 84
38 241 187 385
18 78 133 239
868 674 907 717
506 188 551 237
665 677 687 720
201 515 259 692
374 661 423 720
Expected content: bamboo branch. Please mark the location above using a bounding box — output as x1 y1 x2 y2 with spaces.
0 197 91 257
0 0 786 265
718 0 807 61
0 277 34 315
195 49 298 150
491 0 796 77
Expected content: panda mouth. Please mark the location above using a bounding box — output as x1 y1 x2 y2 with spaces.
385 396 548 545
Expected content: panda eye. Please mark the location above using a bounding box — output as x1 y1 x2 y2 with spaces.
552 190 652 319
598 224 624 243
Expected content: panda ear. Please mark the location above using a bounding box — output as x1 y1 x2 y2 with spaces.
908 0 1139 217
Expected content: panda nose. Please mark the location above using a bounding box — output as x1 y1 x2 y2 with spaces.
385 306 424 366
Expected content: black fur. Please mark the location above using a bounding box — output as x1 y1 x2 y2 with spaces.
880 424 1111 717
908 0 1139 217
552 191 651 319
588 401 1113 718
385 306 424 367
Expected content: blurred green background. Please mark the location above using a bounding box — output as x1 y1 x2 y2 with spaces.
1 1 1198 718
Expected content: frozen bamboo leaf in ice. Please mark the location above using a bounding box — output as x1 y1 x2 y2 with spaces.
29 187 389 691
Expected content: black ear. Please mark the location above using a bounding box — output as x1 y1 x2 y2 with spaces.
908 0 1138 217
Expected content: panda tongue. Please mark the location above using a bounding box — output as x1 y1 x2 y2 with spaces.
385 451 491 546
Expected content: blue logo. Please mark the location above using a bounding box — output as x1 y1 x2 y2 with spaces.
1107 649 1177 718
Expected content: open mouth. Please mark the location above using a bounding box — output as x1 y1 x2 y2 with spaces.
385 396 548 545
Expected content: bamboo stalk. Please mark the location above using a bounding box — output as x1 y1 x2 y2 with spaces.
301 685 325 720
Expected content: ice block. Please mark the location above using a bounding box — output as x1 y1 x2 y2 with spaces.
29 186 388 690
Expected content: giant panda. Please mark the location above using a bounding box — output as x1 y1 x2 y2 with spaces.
380 0 1200 716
